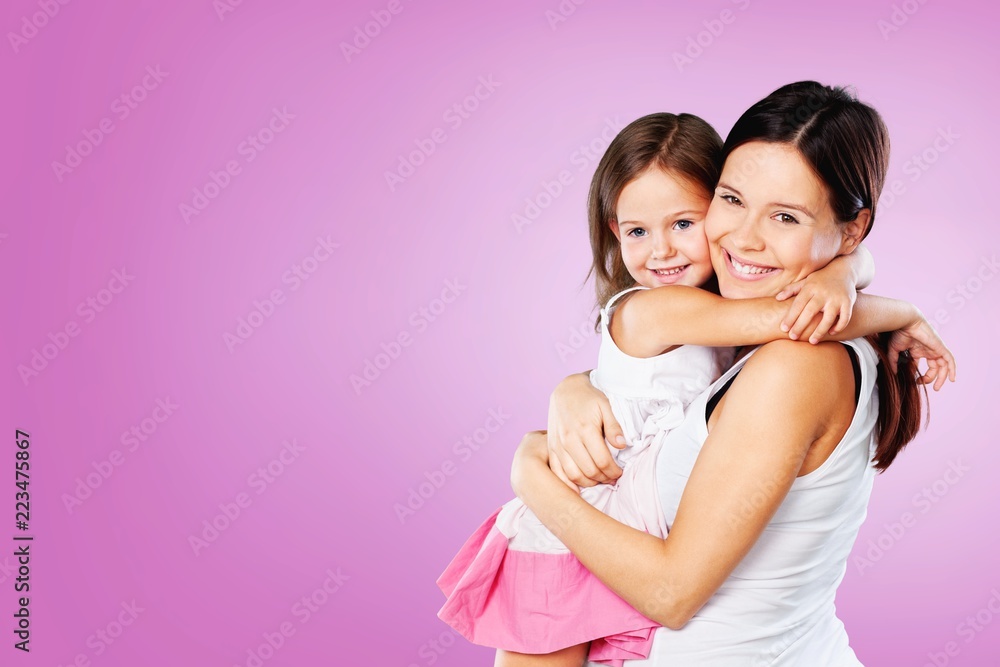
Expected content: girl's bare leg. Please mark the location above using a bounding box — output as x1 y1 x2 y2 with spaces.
495 643 589 667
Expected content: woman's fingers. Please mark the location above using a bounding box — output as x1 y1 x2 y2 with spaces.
548 454 580 492
556 447 597 488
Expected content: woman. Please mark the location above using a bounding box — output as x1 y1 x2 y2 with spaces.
509 82 955 665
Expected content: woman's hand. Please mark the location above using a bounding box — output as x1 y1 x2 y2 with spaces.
510 430 550 500
776 264 858 344
887 317 957 391
546 372 626 491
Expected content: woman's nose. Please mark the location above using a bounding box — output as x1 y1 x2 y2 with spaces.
728 214 765 252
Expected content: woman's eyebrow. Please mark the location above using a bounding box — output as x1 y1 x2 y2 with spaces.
771 201 816 218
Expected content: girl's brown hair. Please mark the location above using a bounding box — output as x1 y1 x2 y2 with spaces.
584 113 723 330
723 81 923 470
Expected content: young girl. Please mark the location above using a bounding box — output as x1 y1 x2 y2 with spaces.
437 112 931 667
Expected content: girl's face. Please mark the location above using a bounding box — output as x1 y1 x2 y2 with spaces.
706 141 866 300
610 166 715 290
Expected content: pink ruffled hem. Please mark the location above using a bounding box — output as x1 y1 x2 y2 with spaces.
437 508 658 666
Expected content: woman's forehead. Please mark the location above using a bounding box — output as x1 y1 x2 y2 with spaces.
720 142 831 217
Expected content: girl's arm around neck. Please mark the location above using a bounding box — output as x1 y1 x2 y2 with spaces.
613 285 918 357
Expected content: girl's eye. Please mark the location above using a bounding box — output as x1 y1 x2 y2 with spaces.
673 219 694 231
719 193 742 206
627 228 647 238
776 213 799 224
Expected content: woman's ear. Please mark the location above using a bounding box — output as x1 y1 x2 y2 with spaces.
840 209 870 253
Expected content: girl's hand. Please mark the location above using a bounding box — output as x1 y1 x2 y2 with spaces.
887 318 957 391
546 372 626 491
776 268 857 344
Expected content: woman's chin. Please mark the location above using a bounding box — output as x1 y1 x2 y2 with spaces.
718 280 779 300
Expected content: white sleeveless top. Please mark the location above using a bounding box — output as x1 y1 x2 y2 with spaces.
592 337 880 666
588 286 734 468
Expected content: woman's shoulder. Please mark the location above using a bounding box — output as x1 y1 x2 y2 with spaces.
730 340 862 415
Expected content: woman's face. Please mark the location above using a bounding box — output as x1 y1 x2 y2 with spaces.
705 141 862 300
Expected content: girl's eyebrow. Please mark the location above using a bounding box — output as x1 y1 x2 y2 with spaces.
618 209 704 225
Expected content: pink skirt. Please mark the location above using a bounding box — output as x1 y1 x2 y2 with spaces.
436 442 667 666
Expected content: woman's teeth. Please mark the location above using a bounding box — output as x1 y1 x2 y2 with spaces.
730 256 776 275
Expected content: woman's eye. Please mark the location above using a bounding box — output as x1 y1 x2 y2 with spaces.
776 213 799 224
627 228 647 238
673 220 694 231
719 193 742 206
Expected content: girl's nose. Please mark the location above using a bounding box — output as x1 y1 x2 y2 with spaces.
651 235 675 260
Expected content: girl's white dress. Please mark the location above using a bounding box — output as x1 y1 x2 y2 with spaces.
437 286 734 666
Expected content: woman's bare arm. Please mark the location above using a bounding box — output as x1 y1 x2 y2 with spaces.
515 340 855 628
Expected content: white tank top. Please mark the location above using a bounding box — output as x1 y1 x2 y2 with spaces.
607 337 880 666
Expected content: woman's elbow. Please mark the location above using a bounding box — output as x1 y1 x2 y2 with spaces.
640 580 699 630
658 605 696 631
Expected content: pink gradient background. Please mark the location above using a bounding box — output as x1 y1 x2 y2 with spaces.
2 0 998 665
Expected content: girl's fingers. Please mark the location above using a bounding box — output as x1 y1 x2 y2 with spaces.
888 345 900 375
810 308 840 344
789 301 822 340
780 292 810 331
833 302 851 335
775 281 803 302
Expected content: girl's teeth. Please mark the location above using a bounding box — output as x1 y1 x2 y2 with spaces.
731 256 775 275
654 266 686 275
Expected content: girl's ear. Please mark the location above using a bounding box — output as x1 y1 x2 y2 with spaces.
608 218 620 242
840 209 869 253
